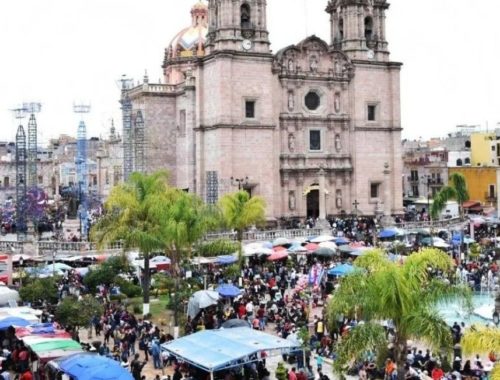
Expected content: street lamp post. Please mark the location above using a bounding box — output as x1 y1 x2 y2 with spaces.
231 176 249 190
52 250 56 277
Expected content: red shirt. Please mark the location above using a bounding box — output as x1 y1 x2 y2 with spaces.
432 367 444 380
238 304 246 318
20 371 33 380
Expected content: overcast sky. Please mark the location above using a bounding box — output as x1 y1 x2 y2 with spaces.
1 0 499 144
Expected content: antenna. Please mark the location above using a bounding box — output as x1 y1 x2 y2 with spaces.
10 106 27 121
73 103 91 114
22 102 42 189
73 102 90 240
117 74 134 91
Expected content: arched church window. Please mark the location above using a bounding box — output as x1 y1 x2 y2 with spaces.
364 17 373 40
339 18 344 40
465 140 471 149
241 3 251 29
456 159 463 166
464 157 470 165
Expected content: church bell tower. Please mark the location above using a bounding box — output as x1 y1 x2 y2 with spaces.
326 0 390 61
206 0 270 54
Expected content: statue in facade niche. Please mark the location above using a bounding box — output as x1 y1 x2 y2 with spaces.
288 133 296 152
334 93 341 113
289 191 296 210
288 59 294 72
334 59 342 76
336 189 342 209
288 92 294 111
335 134 341 152
310 56 318 73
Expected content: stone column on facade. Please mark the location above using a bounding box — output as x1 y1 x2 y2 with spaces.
383 162 391 216
319 168 327 220
496 168 500 219
317 168 331 232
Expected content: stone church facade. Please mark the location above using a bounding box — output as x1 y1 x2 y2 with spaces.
123 0 403 221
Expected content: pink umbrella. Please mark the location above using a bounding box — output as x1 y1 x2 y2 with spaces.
273 246 287 252
267 251 289 261
305 243 319 252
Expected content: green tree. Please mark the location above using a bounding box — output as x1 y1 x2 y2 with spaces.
196 239 240 257
431 173 469 220
218 190 266 265
156 190 215 325
55 295 103 330
91 172 167 315
83 255 131 292
19 277 58 305
462 327 500 380
326 248 471 378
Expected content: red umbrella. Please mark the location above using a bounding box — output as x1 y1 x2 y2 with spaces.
273 246 287 252
267 251 288 261
305 243 319 252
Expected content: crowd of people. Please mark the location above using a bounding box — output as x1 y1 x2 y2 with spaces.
3 211 499 379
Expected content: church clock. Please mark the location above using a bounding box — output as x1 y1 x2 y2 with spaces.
242 39 253 51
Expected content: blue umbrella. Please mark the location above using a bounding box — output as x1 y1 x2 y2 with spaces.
216 284 242 298
0 317 31 330
378 229 397 238
335 237 350 245
328 264 355 276
216 255 237 265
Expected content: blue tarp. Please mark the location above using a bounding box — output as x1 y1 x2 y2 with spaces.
49 353 133 380
328 264 355 276
162 327 301 373
378 229 397 238
0 317 31 330
216 256 237 265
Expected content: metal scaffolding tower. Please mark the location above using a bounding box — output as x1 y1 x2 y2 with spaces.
74 104 90 240
134 110 145 173
120 77 134 181
15 125 27 239
24 103 42 189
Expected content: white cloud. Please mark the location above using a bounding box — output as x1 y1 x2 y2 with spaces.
0 0 499 143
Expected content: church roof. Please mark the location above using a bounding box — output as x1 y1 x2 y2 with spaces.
166 1 208 61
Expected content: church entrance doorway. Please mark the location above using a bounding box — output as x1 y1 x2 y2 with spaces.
307 189 319 219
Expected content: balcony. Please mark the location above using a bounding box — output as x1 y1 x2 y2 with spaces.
485 193 497 203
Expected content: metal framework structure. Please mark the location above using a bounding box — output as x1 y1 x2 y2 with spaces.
121 93 133 181
74 104 90 240
24 102 42 189
15 125 27 239
134 110 145 173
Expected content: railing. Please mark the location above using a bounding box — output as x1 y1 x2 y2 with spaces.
394 217 466 230
204 228 323 242
37 241 123 253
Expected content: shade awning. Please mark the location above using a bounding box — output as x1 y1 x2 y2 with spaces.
48 353 133 380
161 327 301 373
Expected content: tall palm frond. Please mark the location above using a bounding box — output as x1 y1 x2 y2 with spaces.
333 322 386 374
401 308 453 350
462 327 500 380
431 173 469 219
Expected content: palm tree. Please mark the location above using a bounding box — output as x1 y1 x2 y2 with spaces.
462 327 500 380
91 172 167 315
156 190 216 325
218 190 266 265
431 173 469 220
326 248 471 378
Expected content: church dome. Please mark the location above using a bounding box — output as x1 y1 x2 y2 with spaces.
167 1 208 60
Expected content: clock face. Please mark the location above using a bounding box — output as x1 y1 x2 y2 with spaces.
242 39 252 51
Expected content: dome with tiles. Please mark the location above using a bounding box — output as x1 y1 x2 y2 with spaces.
167 1 208 60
